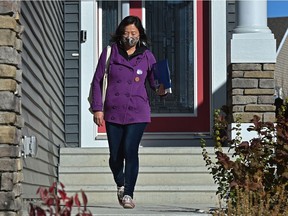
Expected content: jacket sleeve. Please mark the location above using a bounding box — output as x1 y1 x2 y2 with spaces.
146 51 157 91
90 47 108 112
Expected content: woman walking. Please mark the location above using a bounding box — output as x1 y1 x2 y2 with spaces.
90 15 165 209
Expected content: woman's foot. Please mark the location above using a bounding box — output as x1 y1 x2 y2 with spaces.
122 195 135 209
117 186 124 206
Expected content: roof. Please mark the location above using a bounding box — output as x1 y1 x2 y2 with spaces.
268 17 288 49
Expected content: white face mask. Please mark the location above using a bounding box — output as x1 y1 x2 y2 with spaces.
122 36 139 47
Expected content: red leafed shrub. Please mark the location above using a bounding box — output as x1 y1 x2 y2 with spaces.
202 106 288 215
29 182 92 216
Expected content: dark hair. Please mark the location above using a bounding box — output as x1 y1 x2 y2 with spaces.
110 16 149 46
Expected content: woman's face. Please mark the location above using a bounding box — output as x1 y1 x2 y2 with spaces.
122 24 140 47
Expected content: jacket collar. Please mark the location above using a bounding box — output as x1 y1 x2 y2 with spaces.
117 43 148 61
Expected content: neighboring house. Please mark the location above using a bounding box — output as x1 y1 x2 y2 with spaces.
268 17 288 99
0 0 276 214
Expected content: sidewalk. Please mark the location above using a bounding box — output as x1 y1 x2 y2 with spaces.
82 203 215 215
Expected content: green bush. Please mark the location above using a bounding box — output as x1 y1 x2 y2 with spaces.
202 107 288 215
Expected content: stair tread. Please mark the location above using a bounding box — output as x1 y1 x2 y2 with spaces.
63 185 217 192
59 166 211 173
60 147 230 155
59 147 220 206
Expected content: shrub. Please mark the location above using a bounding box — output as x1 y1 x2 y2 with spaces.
202 107 288 215
29 182 92 216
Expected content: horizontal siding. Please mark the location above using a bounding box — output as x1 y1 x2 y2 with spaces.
276 36 288 99
20 0 64 199
226 0 236 40
226 0 236 65
64 1 81 147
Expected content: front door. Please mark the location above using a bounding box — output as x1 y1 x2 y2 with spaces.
144 0 210 135
81 0 211 147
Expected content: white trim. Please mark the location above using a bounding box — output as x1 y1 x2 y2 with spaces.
97 132 211 140
277 28 288 57
211 0 227 112
98 2 103 54
94 1 99 71
93 1 99 142
80 0 100 147
142 1 146 28
121 1 129 19
231 33 276 63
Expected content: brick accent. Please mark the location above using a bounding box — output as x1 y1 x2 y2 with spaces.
0 65 17 78
0 1 23 215
244 89 274 95
230 63 276 123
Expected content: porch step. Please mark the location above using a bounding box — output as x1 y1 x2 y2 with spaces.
63 185 217 205
60 166 214 185
59 147 213 167
59 147 222 208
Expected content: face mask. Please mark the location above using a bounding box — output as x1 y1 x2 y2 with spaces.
122 36 139 47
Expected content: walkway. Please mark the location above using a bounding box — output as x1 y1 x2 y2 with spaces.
80 203 216 215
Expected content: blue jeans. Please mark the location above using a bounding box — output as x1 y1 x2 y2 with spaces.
106 122 147 198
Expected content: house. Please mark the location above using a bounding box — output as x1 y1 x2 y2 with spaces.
268 17 288 100
0 0 276 214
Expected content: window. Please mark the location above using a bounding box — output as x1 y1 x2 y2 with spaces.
145 1 194 114
100 1 119 48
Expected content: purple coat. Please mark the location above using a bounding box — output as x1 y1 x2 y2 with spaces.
90 43 157 124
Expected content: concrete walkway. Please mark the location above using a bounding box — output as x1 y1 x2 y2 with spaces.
80 203 216 215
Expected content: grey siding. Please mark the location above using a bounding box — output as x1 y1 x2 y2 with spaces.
226 1 236 41
275 36 288 99
64 0 81 147
20 1 64 198
226 0 236 64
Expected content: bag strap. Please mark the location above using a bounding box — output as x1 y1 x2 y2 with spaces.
104 45 111 75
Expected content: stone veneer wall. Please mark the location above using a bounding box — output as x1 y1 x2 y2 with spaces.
230 63 276 123
0 1 24 215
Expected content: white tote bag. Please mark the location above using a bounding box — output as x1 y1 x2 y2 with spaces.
102 45 111 105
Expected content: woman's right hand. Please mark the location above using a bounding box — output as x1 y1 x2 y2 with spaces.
93 111 104 127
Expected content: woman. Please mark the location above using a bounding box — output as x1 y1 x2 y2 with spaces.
90 16 165 209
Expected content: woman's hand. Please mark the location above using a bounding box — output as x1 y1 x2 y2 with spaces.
156 84 167 96
93 111 104 127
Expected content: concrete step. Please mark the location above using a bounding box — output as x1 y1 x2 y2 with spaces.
59 166 214 186
64 185 218 206
60 147 215 167
59 147 225 208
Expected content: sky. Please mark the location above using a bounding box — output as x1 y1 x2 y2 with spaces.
268 0 288 17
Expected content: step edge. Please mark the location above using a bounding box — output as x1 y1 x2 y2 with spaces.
59 166 212 173
63 185 217 192
60 147 230 155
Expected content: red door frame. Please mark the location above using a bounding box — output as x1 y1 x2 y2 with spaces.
99 0 210 133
